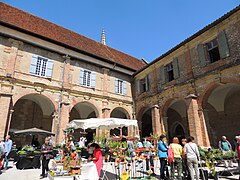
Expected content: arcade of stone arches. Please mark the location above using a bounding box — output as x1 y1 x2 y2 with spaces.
5 83 240 148
138 83 240 147
8 93 132 147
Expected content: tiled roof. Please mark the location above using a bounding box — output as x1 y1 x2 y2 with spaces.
0 2 147 71
134 5 240 75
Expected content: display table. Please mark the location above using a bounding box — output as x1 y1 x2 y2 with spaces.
16 155 41 169
48 162 98 180
75 162 98 180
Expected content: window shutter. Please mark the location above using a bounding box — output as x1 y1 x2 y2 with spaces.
30 55 38 74
91 71 96 88
197 44 207 67
80 69 84 85
115 79 118 93
145 75 149 91
123 81 127 95
46 60 54 78
159 66 166 85
218 31 230 59
173 58 180 79
136 79 140 94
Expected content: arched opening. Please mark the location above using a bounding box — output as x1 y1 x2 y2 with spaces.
203 83 240 147
69 102 98 144
110 107 130 136
141 108 153 138
10 94 55 148
173 124 185 139
166 99 189 142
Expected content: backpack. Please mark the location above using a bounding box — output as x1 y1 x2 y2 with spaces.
168 144 174 164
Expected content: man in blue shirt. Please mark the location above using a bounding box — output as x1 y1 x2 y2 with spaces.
4 135 12 169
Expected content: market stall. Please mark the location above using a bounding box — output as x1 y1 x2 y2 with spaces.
14 128 55 170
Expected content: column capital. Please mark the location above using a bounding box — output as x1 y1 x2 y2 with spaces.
185 94 198 99
152 104 159 109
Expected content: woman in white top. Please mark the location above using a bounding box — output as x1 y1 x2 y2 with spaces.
184 136 200 180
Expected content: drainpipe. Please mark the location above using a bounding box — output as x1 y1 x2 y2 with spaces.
56 55 68 143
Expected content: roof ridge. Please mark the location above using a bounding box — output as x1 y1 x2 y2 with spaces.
0 2 147 71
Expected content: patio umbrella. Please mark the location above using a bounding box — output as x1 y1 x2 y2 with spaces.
14 127 55 136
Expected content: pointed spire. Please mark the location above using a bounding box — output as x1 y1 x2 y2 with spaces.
100 27 106 45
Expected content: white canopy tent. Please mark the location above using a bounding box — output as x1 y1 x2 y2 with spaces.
67 118 139 136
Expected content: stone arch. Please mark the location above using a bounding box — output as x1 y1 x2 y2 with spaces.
69 101 99 143
162 98 189 140
10 93 55 147
69 101 99 120
109 107 131 136
201 82 240 147
110 107 130 119
12 90 58 111
137 106 153 138
170 122 186 141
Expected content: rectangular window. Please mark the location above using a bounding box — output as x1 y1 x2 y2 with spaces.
140 75 149 93
80 69 96 88
117 79 123 94
30 56 53 78
165 63 174 82
83 70 91 87
206 39 220 63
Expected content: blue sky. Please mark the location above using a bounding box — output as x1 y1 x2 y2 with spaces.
2 0 239 62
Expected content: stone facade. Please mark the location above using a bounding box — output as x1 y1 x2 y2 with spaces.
0 25 139 146
134 7 240 147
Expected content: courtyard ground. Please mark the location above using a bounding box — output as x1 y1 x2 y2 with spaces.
0 160 239 180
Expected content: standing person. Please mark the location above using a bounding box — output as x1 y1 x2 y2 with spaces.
170 137 183 180
40 137 53 179
184 136 200 180
219 136 233 167
4 135 12 170
0 139 6 175
158 135 169 179
181 138 189 178
236 136 240 180
89 143 103 178
145 139 155 175
127 139 134 157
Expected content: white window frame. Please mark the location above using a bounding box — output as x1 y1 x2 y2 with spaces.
83 69 92 87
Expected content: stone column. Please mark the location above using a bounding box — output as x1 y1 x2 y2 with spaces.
0 94 12 139
198 109 211 147
100 107 111 137
6 39 23 77
186 94 204 146
151 105 162 136
56 102 71 144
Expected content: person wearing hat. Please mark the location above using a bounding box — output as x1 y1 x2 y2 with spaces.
219 135 233 167
158 135 169 179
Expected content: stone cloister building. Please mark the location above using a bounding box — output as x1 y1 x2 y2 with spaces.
1 3 240 147
0 3 146 146
134 5 240 147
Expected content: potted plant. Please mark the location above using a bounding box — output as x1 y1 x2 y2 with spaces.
199 148 223 180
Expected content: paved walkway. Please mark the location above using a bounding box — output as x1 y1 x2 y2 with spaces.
0 160 239 180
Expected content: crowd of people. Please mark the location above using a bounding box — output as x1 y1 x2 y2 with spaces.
0 133 240 180
157 135 240 180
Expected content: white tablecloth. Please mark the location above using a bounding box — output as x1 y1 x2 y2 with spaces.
47 162 98 180
75 162 99 180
